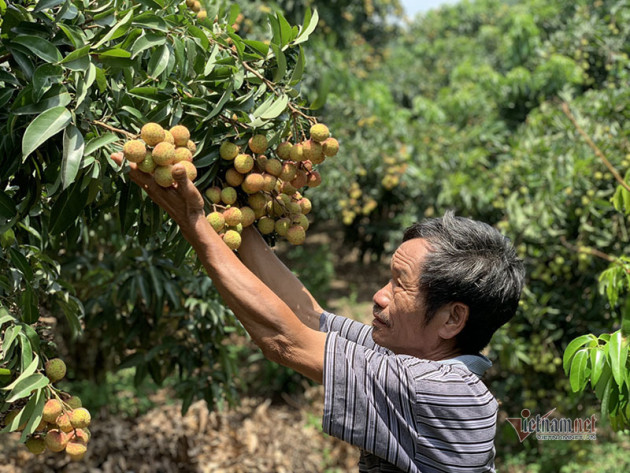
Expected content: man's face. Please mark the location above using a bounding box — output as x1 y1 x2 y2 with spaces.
371 238 444 357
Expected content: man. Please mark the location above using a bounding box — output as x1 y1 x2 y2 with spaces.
110 155 525 472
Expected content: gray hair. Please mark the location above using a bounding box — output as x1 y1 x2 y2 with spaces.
403 211 525 353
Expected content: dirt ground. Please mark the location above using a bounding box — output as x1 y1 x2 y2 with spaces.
1 226 390 473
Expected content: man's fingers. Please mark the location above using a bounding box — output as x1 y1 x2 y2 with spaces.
173 163 205 211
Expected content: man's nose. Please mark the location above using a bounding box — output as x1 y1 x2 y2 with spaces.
373 281 392 309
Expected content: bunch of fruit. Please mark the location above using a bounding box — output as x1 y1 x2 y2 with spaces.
184 0 207 20
2 358 92 461
205 123 339 250
122 122 198 186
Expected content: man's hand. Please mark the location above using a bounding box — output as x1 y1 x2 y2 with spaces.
110 152 205 239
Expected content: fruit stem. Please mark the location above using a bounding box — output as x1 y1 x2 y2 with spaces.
92 120 137 140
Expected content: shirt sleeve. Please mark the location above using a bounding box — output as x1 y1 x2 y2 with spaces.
322 331 419 472
319 310 390 353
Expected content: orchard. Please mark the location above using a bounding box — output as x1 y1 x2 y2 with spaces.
2 0 630 471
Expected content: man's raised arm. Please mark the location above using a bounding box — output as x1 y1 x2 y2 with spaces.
238 226 323 330
110 154 326 383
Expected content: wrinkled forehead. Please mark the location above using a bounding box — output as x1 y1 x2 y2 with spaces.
391 238 431 274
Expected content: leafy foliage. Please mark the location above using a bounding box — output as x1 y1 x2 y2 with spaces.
0 0 320 434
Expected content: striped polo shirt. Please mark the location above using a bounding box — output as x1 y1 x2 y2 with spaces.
320 311 497 473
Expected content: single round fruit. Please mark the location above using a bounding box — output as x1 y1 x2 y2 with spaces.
322 137 339 157
234 154 254 173
45 358 66 383
221 187 237 205
163 130 175 145
56 412 74 433
192 1 202 12
154 165 174 187
137 152 157 174
291 170 308 189
309 123 330 142
302 140 323 163
186 0 195 6
65 441 87 461
223 207 243 226
122 140 147 163
247 193 267 210
223 230 242 250
280 181 297 195
42 399 63 423
286 225 306 245
248 134 268 154
197 10 207 20
69 428 90 445
25 436 46 454
169 125 190 147
152 142 176 166
178 161 197 181
141 123 166 146
293 213 310 231
207 212 225 232
289 143 304 162
205 186 222 204
69 408 91 429
225 168 245 186
240 207 256 227
276 141 293 160
261 173 277 192
274 218 290 236
306 171 322 188
257 217 275 235
265 158 282 177
187 140 197 154
220 141 239 160
279 162 297 182
45 429 68 453
65 396 82 409
241 173 264 194
172 147 193 164
298 197 312 215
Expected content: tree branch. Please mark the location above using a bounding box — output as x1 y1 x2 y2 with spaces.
561 102 630 194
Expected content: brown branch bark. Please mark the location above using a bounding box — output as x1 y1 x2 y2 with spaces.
93 120 137 139
561 102 630 193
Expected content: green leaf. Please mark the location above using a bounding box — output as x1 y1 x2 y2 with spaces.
590 347 606 388
294 8 319 46
22 106 72 158
270 44 287 83
32 64 63 102
2 325 21 357
5 374 49 403
0 88 13 109
48 183 88 235
8 247 33 282
33 0 65 13
61 125 84 190
289 46 305 85
563 333 597 374
1 353 39 391
147 43 170 78
130 32 166 59
92 10 134 49
622 298 630 337
84 132 118 156
608 331 629 387
59 45 90 64
569 348 590 392
0 191 17 219
20 286 39 324
58 24 86 48
19 388 46 440
11 35 62 63
12 91 72 115
132 12 170 32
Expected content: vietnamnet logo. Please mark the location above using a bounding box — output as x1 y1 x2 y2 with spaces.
506 408 598 442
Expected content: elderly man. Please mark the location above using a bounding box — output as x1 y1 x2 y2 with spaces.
110 156 525 473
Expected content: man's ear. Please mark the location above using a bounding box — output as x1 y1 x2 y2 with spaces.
438 302 469 340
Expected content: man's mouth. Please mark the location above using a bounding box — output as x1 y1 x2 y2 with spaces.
372 305 388 327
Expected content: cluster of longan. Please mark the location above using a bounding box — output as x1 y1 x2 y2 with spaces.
184 0 207 21
205 123 339 250
122 123 198 186
2 359 91 461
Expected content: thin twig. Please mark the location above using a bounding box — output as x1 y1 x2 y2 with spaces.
93 120 137 139
559 236 629 272
561 102 630 194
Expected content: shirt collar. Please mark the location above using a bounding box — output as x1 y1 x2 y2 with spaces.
436 354 492 377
